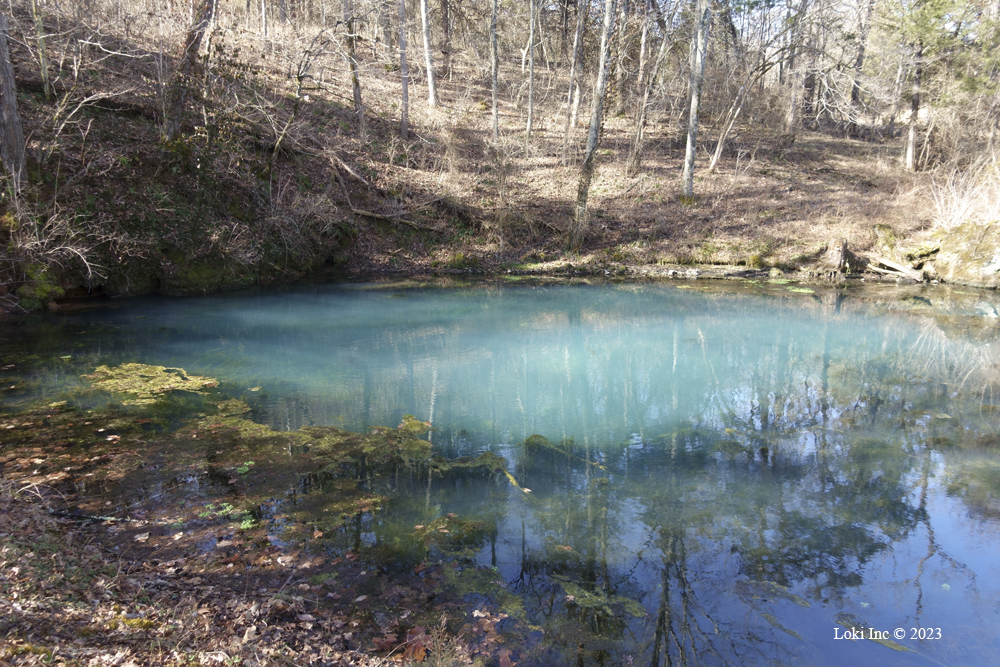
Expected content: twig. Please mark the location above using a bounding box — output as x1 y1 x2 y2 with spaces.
332 167 440 232
327 151 371 187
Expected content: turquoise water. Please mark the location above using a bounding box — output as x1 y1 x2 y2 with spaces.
5 280 1000 665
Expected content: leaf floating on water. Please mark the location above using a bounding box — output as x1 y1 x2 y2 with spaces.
787 287 815 294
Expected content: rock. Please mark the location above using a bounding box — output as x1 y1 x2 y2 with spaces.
935 222 1000 288
873 224 899 259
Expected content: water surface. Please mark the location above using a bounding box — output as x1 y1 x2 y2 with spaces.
4 280 1000 665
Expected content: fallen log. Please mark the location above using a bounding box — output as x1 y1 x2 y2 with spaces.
868 255 925 281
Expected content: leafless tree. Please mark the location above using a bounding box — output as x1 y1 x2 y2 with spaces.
569 0 618 250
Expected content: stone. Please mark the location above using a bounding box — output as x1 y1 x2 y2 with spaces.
934 222 1000 288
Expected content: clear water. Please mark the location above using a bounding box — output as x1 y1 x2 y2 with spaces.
5 280 1000 665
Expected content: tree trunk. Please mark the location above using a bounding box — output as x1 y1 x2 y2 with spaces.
162 0 215 143
0 12 25 191
378 0 394 56
400 0 410 138
635 1 650 95
681 0 710 199
527 0 536 135
905 42 922 171
782 0 809 138
627 23 669 176
886 60 905 138
561 0 587 161
440 0 451 77
420 0 438 107
569 0 618 250
345 0 366 137
612 0 631 117
802 24 817 122
491 0 499 140
30 0 50 100
850 0 875 107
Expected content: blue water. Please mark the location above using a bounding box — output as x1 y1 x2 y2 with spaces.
4 280 1000 665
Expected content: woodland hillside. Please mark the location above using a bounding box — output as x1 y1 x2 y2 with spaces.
0 0 999 311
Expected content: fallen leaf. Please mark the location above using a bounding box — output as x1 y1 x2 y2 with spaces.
354 595 368 603
134 532 150 543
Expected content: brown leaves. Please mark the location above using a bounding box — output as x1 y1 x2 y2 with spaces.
401 625 429 662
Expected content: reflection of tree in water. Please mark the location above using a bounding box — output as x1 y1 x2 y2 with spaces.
25 284 1000 663
501 303 996 665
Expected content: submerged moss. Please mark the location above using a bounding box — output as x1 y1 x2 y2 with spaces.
83 363 218 404
551 576 645 619
735 580 811 608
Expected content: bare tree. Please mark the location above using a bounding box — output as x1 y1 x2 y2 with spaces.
627 6 672 176
491 0 499 140
782 0 809 139
905 42 922 170
420 0 439 107
850 0 876 110
162 0 215 144
440 0 451 77
527 0 536 135
400 0 410 137
30 0 50 100
344 0 366 137
561 0 588 162
568 0 618 250
681 0 710 198
0 12 25 191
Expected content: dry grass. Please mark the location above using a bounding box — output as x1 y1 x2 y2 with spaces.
931 156 1000 231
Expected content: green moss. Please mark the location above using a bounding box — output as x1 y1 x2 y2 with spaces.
446 252 480 270
15 263 64 310
83 363 219 404
551 576 645 619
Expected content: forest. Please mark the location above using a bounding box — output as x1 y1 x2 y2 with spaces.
0 0 997 307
